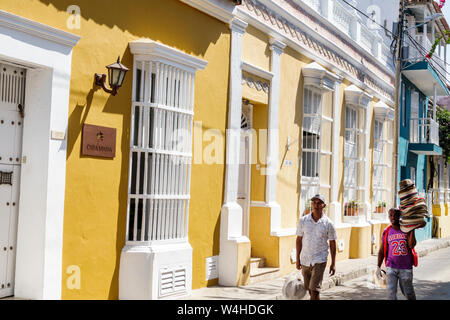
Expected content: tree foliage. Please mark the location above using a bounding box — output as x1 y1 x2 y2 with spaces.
437 109 450 162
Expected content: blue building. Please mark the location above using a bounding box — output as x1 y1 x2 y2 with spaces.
400 0 450 241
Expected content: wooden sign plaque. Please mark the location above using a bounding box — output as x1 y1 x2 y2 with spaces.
82 123 116 158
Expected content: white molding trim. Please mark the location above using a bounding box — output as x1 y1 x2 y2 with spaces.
271 228 297 237
0 12 77 300
373 100 395 122
344 85 373 109
179 0 237 24
303 62 342 92
241 61 273 80
250 201 269 207
0 10 80 47
229 16 248 34
130 39 207 72
219 16 250 287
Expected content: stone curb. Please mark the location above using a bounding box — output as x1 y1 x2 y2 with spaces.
273 239 450 300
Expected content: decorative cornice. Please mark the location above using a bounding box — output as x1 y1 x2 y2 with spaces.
269 37 286 53
344 84 373 109
179 0 237 23
129 39 208 72
242 72 270 93
0 10 80 47
373 100 395 122
237 0 394 104
229 17 248 33
242 60 273 79
303 62 341 92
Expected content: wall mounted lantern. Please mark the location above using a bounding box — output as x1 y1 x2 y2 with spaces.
94 56 129 96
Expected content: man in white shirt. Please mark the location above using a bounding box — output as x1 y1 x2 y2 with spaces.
296 194 337 300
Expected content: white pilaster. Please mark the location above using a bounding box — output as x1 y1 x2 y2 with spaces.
219 17 250 287
363 103 372 219
265 37 286 234
330 80 342 225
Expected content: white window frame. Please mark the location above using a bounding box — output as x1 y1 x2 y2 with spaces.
126 41 207 245
301 86 322 181
343 105 360 206
300 62 339 217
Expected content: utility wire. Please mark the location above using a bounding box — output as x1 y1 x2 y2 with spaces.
405 33 450 80
404 31 450 69
339 0 397 38
404 33 450 85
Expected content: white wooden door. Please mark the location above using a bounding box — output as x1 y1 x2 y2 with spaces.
0 63 25 298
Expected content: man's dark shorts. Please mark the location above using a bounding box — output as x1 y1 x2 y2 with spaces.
301 262 327 293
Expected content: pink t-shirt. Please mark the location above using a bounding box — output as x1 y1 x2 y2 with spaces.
382 226 413 270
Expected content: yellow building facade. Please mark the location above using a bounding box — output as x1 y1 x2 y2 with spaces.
0 0 398 300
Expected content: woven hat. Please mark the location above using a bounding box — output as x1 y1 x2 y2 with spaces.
400 191 419 202
400 221 426 233
399 179 414 191
398 179 429 230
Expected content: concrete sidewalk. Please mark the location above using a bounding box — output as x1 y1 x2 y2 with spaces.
181 237 450 300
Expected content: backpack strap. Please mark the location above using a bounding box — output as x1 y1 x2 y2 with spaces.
383 225 391 265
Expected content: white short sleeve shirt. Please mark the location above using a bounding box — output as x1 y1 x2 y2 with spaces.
296 213 337 266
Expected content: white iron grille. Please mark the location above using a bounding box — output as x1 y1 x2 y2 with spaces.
344 106 367 215
127 60 195 242
302 87 322 179
0 63 26 105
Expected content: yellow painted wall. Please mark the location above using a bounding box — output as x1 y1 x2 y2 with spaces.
249 207 279 266
335 226 351 261
277 47 310 229
250 102 268 202
242 25 270 71
435 214 450 238
1 0 230 298
349 225 371 259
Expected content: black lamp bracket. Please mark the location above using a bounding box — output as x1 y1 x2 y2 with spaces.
94 73 117 96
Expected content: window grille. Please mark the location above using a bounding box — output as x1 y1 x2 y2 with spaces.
127 59 195 243
372 120 385 211
301 87 322 179
343 106 366 216
0 63 26 105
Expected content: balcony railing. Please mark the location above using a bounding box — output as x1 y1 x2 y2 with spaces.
299 0 390 67
410 117 440 145
406 34 446 74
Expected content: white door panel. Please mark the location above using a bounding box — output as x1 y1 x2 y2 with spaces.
0 62 24 298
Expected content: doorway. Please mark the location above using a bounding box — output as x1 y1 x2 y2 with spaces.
237 101 253 237
0 63 25 298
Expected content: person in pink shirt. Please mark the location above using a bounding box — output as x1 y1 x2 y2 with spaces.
376 208 416 300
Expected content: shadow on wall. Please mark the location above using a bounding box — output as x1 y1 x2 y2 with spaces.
45 0 228 299
38 0 224 58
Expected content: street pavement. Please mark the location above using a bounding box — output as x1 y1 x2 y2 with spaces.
321 245 450 300
182 237 450 300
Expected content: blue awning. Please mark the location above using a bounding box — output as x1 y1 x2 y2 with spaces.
402 60 449 96
409 143 443 155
